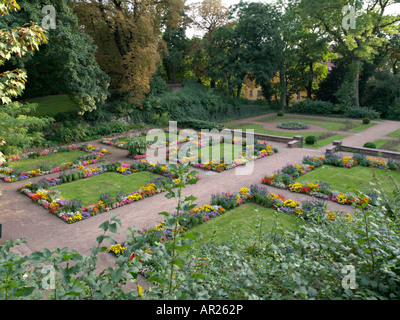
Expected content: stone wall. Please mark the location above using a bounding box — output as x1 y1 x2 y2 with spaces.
330 141 400 160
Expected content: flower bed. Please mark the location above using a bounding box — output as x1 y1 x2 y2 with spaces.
107 184 352 276
0 144 110 183
177 138 278 172
277 121 309 130
262 153 400 206
101 132 146 149
19 160 200 224
102 129 192 153
126 129 204 160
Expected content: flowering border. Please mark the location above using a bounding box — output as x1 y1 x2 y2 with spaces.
262 153 400 206
18 160 200 224
107 184 352 275
101 131 146 150
176 139 278 172
0 144 110 183
101 129 191 153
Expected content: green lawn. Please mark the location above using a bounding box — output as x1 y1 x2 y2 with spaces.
387 129 400 138
180 141 249 162
257 115 376 133
371 139 400 152
10 150 88 172
258 115 364 132
307 134 348 149
24 95 78 117
225 123 325 138
347 123 377 133
224 123 347 148
49 171 160 205
184 203 303 251
296 165 400 195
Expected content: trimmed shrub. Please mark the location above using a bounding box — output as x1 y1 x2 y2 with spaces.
177 119 224 130
277 111 284 116
290 99 334 115
363 117 371 124
277 121 309 130
363 142 377 149
344 106 380 120
305 135 317 145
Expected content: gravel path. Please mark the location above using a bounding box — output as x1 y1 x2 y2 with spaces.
0 116 398 281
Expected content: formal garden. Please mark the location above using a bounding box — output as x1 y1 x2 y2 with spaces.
0 0 400 304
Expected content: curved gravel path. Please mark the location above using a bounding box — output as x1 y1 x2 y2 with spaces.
0 116 398 286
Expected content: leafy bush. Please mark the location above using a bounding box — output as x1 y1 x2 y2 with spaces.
177 119 224 130
305 135 317 145
127 137 147 157
277 111 284 116
277 121 309 130
47 120 128 144
363 117 371 124
344 106 380 120
363 142 377 149
362 71 400 119
151 112 171 127
290 99 334 115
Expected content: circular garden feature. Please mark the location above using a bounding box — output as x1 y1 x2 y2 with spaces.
277 121 309 130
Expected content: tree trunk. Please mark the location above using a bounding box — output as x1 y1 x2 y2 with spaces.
280 66 286 112
236 83 242 98
353 58 361 107
171 64 176 83
307 61 314 99
210 79 216 89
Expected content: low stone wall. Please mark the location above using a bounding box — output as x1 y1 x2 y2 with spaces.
228 130 302 148
330 141 400 160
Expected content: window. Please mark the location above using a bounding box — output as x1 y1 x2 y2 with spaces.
249 90 253 98
296 92 301 101
257 90 261 99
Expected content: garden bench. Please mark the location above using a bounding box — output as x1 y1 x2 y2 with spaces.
287 140 298 148
325 145 337 154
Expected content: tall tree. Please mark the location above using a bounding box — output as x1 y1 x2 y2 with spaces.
190 0 230 42
72 0 184 107
162 11 190 83
298 0 400 107
233 1 284 102
0 0 52 157
1 0 111 114
208 22 244 97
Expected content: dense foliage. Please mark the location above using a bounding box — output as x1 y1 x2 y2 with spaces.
1 0 110 113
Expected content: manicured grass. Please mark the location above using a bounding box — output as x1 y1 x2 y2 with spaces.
295 165 400 196
306 134 348 149
9 150 88 172
225 123 326 138
49 171 160 205
347 123 377 133
225 123 346 148
372 139 390 149
199 142 245 161
371 139 400 152
24 95 78 117
180 141 255 162
387 129 400 138
185 203 303 249
258 115 361 131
